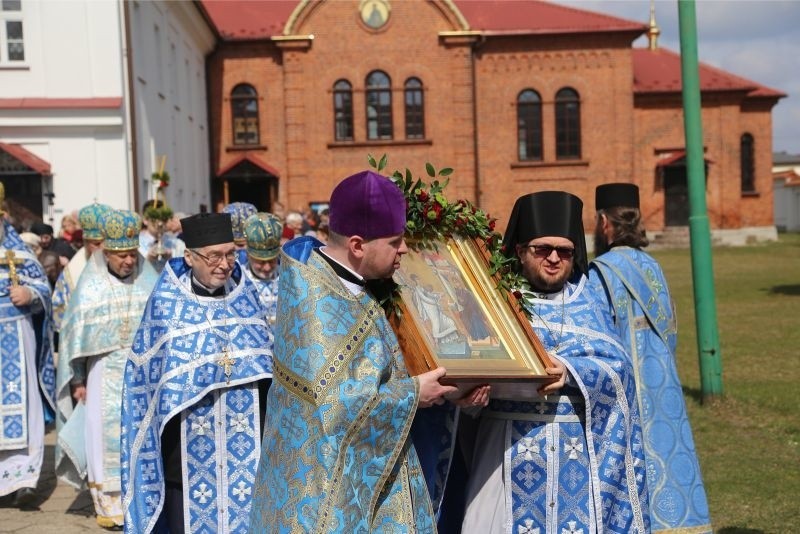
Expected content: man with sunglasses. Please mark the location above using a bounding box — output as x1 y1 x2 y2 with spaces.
589 183 711 533
461 190 650 533
121 212 274 533
55 209 158 529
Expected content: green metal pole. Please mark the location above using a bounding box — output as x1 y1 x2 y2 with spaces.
678 0 723 400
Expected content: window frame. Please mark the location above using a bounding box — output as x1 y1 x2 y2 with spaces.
517 89 543 161
0 0 25 64
404 77 425 140
366 70 393 141
333 79 354 142
555 87 581 160
740 133 756 193
230 83 260 146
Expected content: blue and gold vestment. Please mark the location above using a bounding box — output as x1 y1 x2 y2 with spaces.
55 252 158 523
464 276 650 533
121 258 273 533
250 237 437 533
590 246 711 533
0 221 55 493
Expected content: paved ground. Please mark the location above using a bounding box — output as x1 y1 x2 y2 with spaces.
0 429 99 533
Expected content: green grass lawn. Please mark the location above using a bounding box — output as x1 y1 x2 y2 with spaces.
651 233 800 533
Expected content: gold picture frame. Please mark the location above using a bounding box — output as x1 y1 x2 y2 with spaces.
389 235 554 397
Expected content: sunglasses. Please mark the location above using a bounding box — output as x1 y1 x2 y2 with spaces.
523 244 575 260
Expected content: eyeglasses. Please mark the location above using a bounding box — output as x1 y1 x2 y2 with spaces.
523 244 575 260
191 249 237 266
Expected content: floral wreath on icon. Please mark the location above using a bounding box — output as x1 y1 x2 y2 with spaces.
365 153 530 318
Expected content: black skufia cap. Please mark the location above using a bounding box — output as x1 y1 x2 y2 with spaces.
501 191 588 275
181 213 234 248
596 183 640 211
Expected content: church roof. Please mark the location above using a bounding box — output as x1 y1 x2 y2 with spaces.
198 0 646 40
0 142 51 175
198 0 783 99
632 48 785 98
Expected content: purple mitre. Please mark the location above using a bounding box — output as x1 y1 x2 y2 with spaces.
329 170 406 239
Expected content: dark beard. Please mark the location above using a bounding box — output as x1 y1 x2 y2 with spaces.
593 225 610 256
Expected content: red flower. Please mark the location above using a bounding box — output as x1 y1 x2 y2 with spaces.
513 290 522 299
488 220 496 231
417 190 429 202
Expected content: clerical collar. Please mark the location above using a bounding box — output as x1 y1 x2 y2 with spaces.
107 265 134 281
530 286 566 301
191 275 226 298
316 248 366 287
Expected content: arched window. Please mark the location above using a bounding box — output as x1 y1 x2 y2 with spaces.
333 80 354 141
740 133 755 193
404 77 425 139
366 70 392 140
231 84 259 145
517 89 542 161
555 87 581 160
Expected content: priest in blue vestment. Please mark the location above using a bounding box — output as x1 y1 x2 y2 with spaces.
223 202 257 266
249 170 462 533
242 212 282 325
121 212 274 533
0 182 55 507
56 209 159 528
589 183 711 533
461 191 650 533
51 203 113 331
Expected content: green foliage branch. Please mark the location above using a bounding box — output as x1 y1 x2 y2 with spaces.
365 153 529 316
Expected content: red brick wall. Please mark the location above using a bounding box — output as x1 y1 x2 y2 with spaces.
206 0 778 234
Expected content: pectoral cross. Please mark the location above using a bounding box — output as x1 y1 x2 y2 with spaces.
119 320 131 344
0 249 24 287
217 349 236 384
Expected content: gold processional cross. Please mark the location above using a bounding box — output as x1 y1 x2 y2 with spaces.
1 249 24 286
217 349 236 384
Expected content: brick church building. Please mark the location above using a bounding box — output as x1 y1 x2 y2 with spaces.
199 0 784 241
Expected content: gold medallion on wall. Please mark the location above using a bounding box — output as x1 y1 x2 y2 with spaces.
359 0 391 30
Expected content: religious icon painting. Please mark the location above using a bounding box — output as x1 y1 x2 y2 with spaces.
390 235 554 397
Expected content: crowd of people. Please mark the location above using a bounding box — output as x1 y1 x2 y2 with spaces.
0 172 712 533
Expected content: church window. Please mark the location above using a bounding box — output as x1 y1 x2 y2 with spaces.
517 89 542 161
740 133 756 193
333 80 354 141
1 0 24 63
366 70 392 140
555 87 581 160
231 84 259 146
404 77 425 139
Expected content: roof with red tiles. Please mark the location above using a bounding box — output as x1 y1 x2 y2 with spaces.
198 1 783 99
0 143 51 175
198 0 646 40
217 153 280 177
632 48 784 98
455 0 645 35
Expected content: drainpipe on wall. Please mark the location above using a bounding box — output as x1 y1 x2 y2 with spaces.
471 35 485 207
120 0 139 210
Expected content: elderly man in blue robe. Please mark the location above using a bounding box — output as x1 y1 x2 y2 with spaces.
242 212 282 325
223 202 257 266
0 182 55 507
589 183 712 533
51 203 113 331
461 191 650 533
249 170 467 532
56 209 159 528
121 212 274 533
